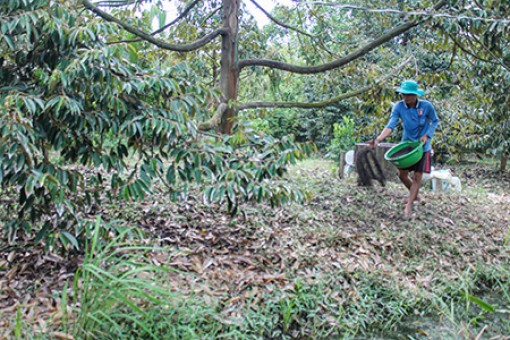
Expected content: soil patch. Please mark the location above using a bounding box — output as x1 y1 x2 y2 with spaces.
391 146 415 158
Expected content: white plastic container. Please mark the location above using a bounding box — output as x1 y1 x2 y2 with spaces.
430 169 461 192
343 150 355 177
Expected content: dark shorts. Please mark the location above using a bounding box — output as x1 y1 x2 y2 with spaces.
401 151 431 173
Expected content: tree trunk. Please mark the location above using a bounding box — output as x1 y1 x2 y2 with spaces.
338 151 346 179
500 153 508 172
219 0 239 134
355 143 398 181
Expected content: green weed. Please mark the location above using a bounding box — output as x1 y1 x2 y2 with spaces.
65 217 231 339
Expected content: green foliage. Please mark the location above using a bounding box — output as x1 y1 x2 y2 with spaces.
422 0 510 164
326 116 357 160
200 130 314 216
263 109 302 140
0 0 312 248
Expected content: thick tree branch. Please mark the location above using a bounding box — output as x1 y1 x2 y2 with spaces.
239 0 448 73
239 22 418 73
198 103 228 131
238 57 412 111
81 0 226 52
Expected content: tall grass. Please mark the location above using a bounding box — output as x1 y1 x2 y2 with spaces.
430 265 510 338
68 217 235 339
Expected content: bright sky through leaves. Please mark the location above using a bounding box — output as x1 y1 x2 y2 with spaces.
160 0 294 27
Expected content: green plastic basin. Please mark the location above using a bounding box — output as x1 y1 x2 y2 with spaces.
384 141 424 169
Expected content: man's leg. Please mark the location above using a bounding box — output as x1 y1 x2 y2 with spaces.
399 169 422 203
405 171 423 216
398 169 412 190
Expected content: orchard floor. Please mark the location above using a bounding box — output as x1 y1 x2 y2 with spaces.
1 158 509 339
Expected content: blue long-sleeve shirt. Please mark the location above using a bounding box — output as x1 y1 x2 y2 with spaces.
386 99 439 152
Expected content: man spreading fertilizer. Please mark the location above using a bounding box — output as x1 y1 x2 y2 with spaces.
372 80 440 217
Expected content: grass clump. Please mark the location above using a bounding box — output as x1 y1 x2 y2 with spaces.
69 217 241 340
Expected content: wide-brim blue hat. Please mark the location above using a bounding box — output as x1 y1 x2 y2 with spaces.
395 80 425 96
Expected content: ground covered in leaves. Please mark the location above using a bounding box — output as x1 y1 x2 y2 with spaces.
1 159 510 339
